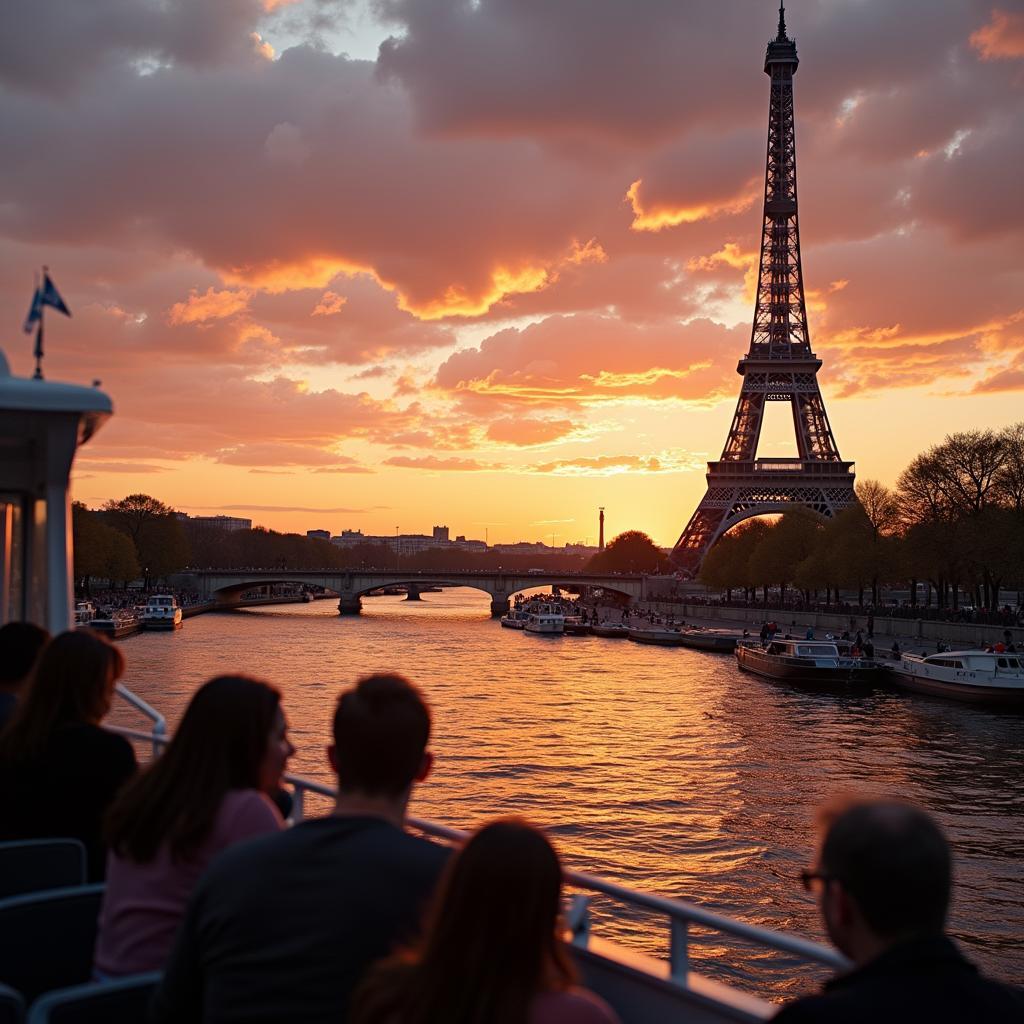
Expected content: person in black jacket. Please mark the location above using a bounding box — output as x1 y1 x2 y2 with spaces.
0 629 137 880
774 800 1024 1023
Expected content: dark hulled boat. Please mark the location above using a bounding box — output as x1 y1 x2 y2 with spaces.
736 639 878 688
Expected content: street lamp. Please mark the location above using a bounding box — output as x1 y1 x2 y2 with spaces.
395 527 400 572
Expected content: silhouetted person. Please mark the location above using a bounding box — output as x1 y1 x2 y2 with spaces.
774 799 1024 1023
152 673 448 1024
352 818 619 1024
0 622 49 729
96 675 292 976
0 629 136 880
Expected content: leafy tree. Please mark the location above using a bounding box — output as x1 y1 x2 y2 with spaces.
587 531 666 573
101 494 190 585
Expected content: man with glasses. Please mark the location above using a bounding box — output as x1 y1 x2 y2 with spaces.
774 799 1023 1022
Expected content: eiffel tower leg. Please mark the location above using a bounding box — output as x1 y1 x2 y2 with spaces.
671 491 735 574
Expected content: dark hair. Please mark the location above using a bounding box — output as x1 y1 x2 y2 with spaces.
0 630 124 759
0 622 50 686
819 799 951 938
106 675 281 864
353 819 575 1024
332 674 430 796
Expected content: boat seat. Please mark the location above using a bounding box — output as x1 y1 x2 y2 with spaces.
0 885 104 1004
0 984 25 1024
0 840 87 900
27 972 160 1024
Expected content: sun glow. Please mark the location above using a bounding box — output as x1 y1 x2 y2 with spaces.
627 180 755 232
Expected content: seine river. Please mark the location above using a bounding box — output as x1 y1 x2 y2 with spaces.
110 589 1024 1003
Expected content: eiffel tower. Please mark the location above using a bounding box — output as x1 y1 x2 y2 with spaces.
671 3 857 575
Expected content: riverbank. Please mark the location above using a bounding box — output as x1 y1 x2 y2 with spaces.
635 601 1024 650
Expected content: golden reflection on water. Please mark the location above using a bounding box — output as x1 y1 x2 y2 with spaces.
112 589 1024 998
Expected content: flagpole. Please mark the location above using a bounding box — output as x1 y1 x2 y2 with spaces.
33 316 44 380
32 266 46 379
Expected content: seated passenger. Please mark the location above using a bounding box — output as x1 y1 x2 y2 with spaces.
0 622 50 730
151 673 448 1024
0 629 136 880
774 799 1024 1023
352 818 620 1024
95 675 291 977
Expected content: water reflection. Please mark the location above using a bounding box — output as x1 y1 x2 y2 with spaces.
111 588 1024 997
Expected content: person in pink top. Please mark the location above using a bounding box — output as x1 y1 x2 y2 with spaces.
95 674 294 977
351 818 621 1024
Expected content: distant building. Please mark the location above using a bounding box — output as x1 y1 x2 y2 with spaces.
453 535 487 553
180 514 252 532
432 525 449 542
331 529 368 548
306 529 330 541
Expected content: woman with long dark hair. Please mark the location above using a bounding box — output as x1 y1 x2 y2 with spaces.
352 818 619 1024
95 674 293 976
0 629 136 880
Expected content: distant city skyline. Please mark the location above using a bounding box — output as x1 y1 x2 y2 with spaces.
4 1 1022 544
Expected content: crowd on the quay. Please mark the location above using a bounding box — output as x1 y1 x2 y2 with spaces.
659 592 1024 628
0 623 1021 1023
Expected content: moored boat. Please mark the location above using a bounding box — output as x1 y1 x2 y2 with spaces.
628 626 686 646
500 609 529 629
887 650 1024 706
736 638 878 687
591 622 630 639
524 604 564 635
562 616 592 636
678 628 745 653
90 608 141 639
141 594 183 631
73 600 97 625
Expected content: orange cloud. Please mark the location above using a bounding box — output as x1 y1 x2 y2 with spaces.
312 291 347 316
627 179 755 232
168 287 251 325
971 9 1024 60
527 452 703 476
687 242 759 299
384 456 501 471
485 417 576 446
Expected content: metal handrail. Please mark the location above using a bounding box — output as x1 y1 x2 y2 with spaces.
104 730 847 990
113 684 166 757
280 774 847 981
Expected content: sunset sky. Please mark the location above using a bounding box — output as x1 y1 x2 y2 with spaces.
2 0 1023 545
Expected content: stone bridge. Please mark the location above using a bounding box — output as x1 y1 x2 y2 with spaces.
178 569 647 617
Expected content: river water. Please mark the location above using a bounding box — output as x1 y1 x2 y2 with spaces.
110 589 1024 1003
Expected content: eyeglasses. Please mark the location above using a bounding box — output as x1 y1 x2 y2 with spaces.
799 869 837 892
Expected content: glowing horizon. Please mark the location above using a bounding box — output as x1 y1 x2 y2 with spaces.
2 1 1021 547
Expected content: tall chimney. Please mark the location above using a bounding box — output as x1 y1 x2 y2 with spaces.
599 507 605 550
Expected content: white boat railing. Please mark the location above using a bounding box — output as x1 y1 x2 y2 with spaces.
113 684 166 758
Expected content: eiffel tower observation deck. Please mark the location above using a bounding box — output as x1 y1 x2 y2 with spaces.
671 4 857 575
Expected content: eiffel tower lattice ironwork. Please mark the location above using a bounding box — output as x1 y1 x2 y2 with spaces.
671 4 857 575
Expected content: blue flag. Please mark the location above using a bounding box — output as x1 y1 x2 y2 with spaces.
40 273 71 317
22 287 42 333
22 272 71 333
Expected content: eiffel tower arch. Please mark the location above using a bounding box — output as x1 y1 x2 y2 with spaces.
671 4 857 576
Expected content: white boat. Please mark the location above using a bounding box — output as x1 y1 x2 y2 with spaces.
500 609 529 629
889 650 1024 706
73 600 97 625
628 626 686 646
524 603 565 635
141 594 183 630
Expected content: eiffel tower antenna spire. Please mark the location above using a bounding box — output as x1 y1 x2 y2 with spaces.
670 4 856 575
